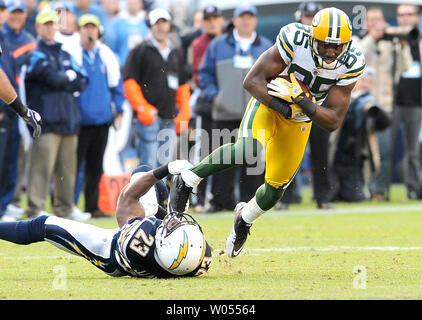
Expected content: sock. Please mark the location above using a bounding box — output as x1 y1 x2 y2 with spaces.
181 169 203 188
0 215 48 245
255 182 285 211
241 196 265 224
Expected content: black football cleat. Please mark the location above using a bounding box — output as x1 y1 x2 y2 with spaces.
226 202 252 258
168 174 192 213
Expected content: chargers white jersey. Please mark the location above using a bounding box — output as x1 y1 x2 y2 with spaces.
276 23 366 122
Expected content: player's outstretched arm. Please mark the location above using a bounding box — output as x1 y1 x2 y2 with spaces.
116 160 193 227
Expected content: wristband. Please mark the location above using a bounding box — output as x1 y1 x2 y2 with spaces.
152 164 169 180
268 97 292 119
8 96 28 117
293 93 317 118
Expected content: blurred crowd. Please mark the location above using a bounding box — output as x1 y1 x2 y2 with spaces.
0 0 421 222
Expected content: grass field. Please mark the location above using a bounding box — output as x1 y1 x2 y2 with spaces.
1 184 422 300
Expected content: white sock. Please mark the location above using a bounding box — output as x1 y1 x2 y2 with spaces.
241 196 265 224
181 169 203 188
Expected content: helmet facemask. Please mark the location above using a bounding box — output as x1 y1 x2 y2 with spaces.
309 37 352 69
309 7 353 70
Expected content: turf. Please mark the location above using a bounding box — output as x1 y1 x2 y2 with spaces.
1 184 422 300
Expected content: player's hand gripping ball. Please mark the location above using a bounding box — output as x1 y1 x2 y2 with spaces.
267 73 313 102
267 73 315 119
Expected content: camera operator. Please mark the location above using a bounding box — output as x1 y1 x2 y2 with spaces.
353 6 412 201
330 67 391 203
394 3 422 200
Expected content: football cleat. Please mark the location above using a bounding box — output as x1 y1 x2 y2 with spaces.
168 174 192 213
226 202 252 258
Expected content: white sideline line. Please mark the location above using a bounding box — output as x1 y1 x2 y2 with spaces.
245 246 422 253
198 204 422 218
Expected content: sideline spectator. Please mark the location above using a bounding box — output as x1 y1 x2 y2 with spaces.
123 8 191 169
394 3 422 200
330 67 391 202
197 3 271 212
75 14 124 218
354 6 412 201
2 0 37 220
0 1 41 222
100 0 120 47
25 8 89 221
189 4 224 213
110 0 148 66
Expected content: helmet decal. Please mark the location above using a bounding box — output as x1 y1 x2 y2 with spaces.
312 12 320 27
155 212 205 275
169 230 189 270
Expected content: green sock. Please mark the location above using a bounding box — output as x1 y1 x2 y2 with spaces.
255 182 285 211
191 137 261 178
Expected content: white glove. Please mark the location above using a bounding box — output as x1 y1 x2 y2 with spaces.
168 160 194 175
65 69 77 82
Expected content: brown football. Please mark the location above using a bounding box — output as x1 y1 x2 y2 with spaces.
277 74 313 100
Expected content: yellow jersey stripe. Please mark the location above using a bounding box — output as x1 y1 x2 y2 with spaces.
339 69 364 79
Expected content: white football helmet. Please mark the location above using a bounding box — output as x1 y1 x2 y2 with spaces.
154 212 206 275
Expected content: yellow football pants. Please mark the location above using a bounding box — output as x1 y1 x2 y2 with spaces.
238 97 312 189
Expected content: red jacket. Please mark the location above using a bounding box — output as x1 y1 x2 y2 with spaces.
191 33 214 87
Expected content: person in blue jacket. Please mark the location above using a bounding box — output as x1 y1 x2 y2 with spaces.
75 14 125 218
196 4 272 212
24 8 89 221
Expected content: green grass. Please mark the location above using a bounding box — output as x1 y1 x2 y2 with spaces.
2 184 422 299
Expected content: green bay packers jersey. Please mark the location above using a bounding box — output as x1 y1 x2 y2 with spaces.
276 22 365 122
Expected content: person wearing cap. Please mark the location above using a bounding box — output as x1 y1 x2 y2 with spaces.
110 0 148 66
195 3 271 212
294 1 322 25
189 4 225 213
3 0 36 69
191 5 224 87
331 66 391 202
123 8 191 169
25 8 90 222
73 14 124 218
0 0 41 222
0 0 37 221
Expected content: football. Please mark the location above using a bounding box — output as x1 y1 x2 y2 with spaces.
277 74 313 100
